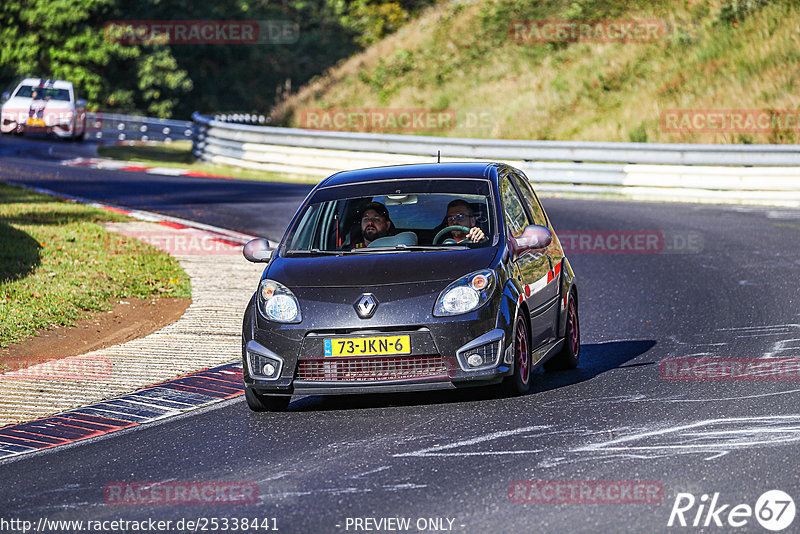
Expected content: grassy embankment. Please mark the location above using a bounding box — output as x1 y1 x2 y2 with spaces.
97 141 319 184
0 183 190 354
273 0 800 144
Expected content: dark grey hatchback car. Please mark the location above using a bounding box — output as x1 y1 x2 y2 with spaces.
241 163 579 411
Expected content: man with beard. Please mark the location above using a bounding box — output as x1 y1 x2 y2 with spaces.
351 202 393 248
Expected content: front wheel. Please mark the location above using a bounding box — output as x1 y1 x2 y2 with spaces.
244 387 290 412
74 117 86 142
501 313 531 396
544 292 580 371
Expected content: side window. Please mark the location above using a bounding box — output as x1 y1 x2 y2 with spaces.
499 177 530 238
287 203 323 250
512 172 548 226
15 85 33 98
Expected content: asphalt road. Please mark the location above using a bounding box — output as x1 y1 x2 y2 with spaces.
2 136 800 534
0 135 312 240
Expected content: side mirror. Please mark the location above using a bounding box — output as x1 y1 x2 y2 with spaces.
76 99 87 108
509 225 552 256
243 238 273 263
1 92 9 102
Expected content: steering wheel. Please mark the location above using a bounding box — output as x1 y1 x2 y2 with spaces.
433 225 472 245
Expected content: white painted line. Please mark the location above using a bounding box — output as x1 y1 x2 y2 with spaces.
145 167 189 176
394 425 549 458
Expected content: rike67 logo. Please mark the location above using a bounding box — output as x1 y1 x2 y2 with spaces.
668 490 795 531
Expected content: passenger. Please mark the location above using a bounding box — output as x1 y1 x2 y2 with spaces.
444 200 486 243
351 202 393 248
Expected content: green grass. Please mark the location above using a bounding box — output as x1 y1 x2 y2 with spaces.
0 183 191 349
275 0 800 144
97 141 320 184
99 142 195 165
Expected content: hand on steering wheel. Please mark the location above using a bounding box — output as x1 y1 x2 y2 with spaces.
433 225 473 244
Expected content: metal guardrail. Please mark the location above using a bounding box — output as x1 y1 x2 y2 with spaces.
209 112 273 126
191 112 800 206
193 112 800 166
87 112 193 143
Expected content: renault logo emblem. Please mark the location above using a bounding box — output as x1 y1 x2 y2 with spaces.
354 294 378 319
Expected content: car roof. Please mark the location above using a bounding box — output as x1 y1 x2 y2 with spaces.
318 162 504 188
18 78 73 90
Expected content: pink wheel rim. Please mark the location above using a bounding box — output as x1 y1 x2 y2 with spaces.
516 318 529 384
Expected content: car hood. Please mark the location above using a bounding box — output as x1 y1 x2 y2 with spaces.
265 247 499 288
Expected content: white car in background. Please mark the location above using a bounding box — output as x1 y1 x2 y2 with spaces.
1 78 87 141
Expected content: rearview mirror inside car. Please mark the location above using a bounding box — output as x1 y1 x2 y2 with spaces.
385 194 418 205
243 238 273 263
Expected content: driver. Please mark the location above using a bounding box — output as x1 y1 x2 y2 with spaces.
444 200 486 243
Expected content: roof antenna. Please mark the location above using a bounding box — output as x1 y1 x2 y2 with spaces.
437 150 441 163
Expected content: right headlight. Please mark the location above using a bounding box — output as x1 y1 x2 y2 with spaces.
434 269 496 317
257 279 302 323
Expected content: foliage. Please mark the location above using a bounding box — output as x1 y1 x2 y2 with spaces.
715 0 777 25
0 0 434 118
339 1 410 46
0 0 193 117
279 0 800 143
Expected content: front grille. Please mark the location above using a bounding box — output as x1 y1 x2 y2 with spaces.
297 356 448 381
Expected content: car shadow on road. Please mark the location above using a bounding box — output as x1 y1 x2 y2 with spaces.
288 339 657 412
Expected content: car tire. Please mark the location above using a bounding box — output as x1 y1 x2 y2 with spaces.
501 312 531 396
74 118 86 142
544 291 580 371
244 387 290 412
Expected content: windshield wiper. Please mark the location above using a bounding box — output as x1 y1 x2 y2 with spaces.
284 248 346 256
349 244 468 252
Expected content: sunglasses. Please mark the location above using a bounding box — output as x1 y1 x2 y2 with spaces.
446 213 473 224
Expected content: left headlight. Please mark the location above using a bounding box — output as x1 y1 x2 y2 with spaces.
257 279 302 323
434 269 496 317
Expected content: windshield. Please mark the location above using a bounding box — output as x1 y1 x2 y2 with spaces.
13 85 71 102
284 179 495 253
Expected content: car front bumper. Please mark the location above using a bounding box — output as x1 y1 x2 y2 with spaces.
244 325 512 396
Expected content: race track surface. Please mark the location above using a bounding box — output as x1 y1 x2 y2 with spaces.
1 137 799 533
